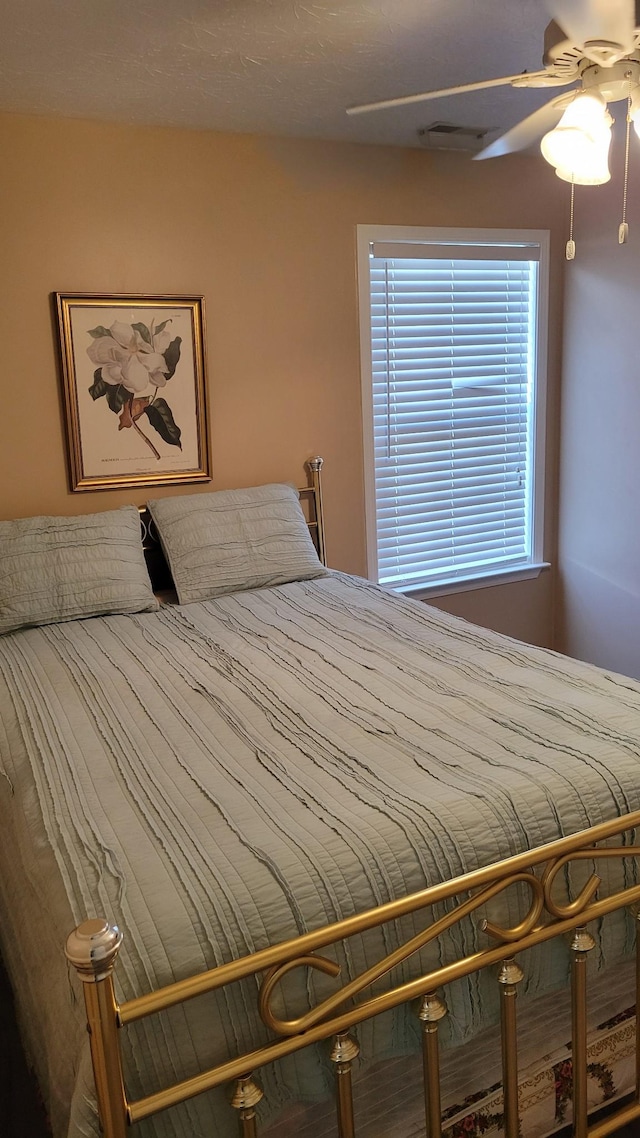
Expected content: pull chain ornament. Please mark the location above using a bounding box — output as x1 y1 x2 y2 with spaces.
566 180 576 260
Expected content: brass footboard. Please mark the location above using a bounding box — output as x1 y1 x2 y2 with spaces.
66 809 640 1138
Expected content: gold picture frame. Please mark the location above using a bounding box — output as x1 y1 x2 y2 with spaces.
55 293 211 492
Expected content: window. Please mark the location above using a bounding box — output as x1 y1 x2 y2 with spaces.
357 226 549 595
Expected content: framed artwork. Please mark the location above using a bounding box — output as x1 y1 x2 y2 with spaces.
55 294 211 492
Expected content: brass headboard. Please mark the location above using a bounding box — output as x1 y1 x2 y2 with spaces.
139 456 325 593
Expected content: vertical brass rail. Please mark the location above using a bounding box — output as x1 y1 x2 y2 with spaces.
636 910 640 1102
65 920 128 1138
307 456 326 565
418 992 447 1138
330 1031 360 1138
570 927 596 1138
229 1074 263 1138
498 958 523 1138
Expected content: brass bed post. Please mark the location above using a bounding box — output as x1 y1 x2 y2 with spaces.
418 991 447 1138
330 1031 360 1138
65 920 128 1138
636 909 640 1104
307 456 326 566
497 958 523 1138
570 927 595 1138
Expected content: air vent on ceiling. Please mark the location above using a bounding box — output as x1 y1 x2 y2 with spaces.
417 122 490 153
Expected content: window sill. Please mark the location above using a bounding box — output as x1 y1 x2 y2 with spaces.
389 562 551 601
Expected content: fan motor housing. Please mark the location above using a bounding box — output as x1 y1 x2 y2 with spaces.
581 56 640 101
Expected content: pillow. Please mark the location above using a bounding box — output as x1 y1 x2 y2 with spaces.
148 483 328 604
0 506 158 635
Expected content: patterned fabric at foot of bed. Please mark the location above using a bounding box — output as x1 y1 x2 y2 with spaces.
441 1005 635 1138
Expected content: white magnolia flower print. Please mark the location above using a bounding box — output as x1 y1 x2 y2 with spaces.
87 321 170 394
87 315 182 459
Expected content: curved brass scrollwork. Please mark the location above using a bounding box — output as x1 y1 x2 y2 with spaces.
258 871 543 1036
479 873 544 942
259 954 341 1031
542 850 600 919
542 845 640 919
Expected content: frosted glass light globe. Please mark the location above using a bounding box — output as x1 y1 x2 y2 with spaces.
554 151 611 185
541 91 612 185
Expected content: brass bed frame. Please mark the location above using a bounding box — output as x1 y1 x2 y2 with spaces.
67 811 640 1138
63 458 640 1138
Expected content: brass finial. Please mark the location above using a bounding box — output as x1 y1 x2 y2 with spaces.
65 919 123 983
418 991 448 1022
228 1074 263 1112
497 958 524 986
330 1031 360 1065
570 927 596 954
307 456 324 472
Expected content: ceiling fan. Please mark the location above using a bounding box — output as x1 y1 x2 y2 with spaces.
347 0 640 167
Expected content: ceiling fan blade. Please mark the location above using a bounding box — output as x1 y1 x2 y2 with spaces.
547 0 636 52
473 94 572 161
346 70 553 116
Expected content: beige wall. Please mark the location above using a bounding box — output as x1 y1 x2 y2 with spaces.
558 170 640 676
0 112 565 645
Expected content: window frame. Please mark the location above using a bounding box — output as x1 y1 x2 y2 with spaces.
357 224 550 597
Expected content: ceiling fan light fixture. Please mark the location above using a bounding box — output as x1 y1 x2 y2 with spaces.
540 90 612 183
345 3 640 256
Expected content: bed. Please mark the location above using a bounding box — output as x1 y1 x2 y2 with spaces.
1 459 640 1138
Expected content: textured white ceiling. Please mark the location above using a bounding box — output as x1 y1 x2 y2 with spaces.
0 0 558 148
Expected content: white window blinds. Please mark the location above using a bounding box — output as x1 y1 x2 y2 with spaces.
361 233 546 591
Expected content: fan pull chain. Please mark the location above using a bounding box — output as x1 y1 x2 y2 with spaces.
619 93 632 244
566 180 576 260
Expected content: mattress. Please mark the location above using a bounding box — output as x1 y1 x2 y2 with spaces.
0 572 639 1137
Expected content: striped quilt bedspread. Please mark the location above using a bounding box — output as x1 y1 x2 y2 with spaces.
0 572 639 1137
